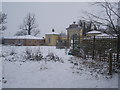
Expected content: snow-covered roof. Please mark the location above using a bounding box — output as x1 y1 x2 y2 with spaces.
4 35 44 40
86 30 102 34
96 33 111 37
45 32 59 35
90 33 117 38
112 34 118 36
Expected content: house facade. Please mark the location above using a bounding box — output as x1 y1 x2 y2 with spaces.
45 29 67 46
66 22 83 47
56 33 67 48
45 32 60 46
3 35 45 46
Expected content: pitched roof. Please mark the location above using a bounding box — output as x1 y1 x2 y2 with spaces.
66 22 82 30
86 30 102 34
45 32 59 35
4 35 43 39
96 33 111 37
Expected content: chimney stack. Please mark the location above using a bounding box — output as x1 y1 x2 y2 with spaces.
52 28 54 32
73 21 76 24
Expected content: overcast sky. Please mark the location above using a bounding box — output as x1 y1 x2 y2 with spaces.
2 2 101 37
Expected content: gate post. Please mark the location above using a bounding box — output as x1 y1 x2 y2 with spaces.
108 49 112 75
92 36 95 60
117 34 120 70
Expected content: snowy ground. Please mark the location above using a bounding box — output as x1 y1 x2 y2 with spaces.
1 46 118 88
0 45 2 89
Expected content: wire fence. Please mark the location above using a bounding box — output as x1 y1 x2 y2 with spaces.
80 36 119 72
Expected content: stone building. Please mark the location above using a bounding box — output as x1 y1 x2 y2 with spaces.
45 29 67 46
3 35 45 46
66 22 83 47
56 32 67 48
45 29 60 46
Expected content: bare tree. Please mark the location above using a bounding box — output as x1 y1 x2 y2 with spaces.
78 20 98 35
32 29 40 36
14 30 27 36
19 13 40 36
0 12 7 31
83 1 119 35
83 0 120 67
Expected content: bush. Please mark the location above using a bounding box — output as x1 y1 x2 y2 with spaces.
68 56 109 76
45 52 64 63
32 49 43 61
24 47 32 60
9 47 16 55
24 47 43 61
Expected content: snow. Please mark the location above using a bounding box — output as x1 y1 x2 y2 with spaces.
4 35 43 40
45 32 59 35
90 34 117 39
86 30 102 34
0 45 2 90
113 34 118 36
1 46 118 88
96 33 111 37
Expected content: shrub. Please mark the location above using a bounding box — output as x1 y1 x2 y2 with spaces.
68 56 109 76
24 47 43 61
32 49 43 61
45 52 64 63
9 47 16 55
24 47 33 60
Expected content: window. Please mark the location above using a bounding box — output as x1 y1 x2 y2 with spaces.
48 37 51 43
29 40 31 43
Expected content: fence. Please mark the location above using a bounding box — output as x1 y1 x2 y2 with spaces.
79 36 119 72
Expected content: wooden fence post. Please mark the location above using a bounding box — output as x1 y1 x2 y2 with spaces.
92 36 95 60
117 34 120 69
109 49 112 75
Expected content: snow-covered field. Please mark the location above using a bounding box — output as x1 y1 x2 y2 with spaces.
0 45 2 89
1 46 118 88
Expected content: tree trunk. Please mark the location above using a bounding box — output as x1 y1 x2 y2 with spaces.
28 30 31 35
28 24 31 35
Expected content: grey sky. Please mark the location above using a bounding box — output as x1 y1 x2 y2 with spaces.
2 2 99 37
